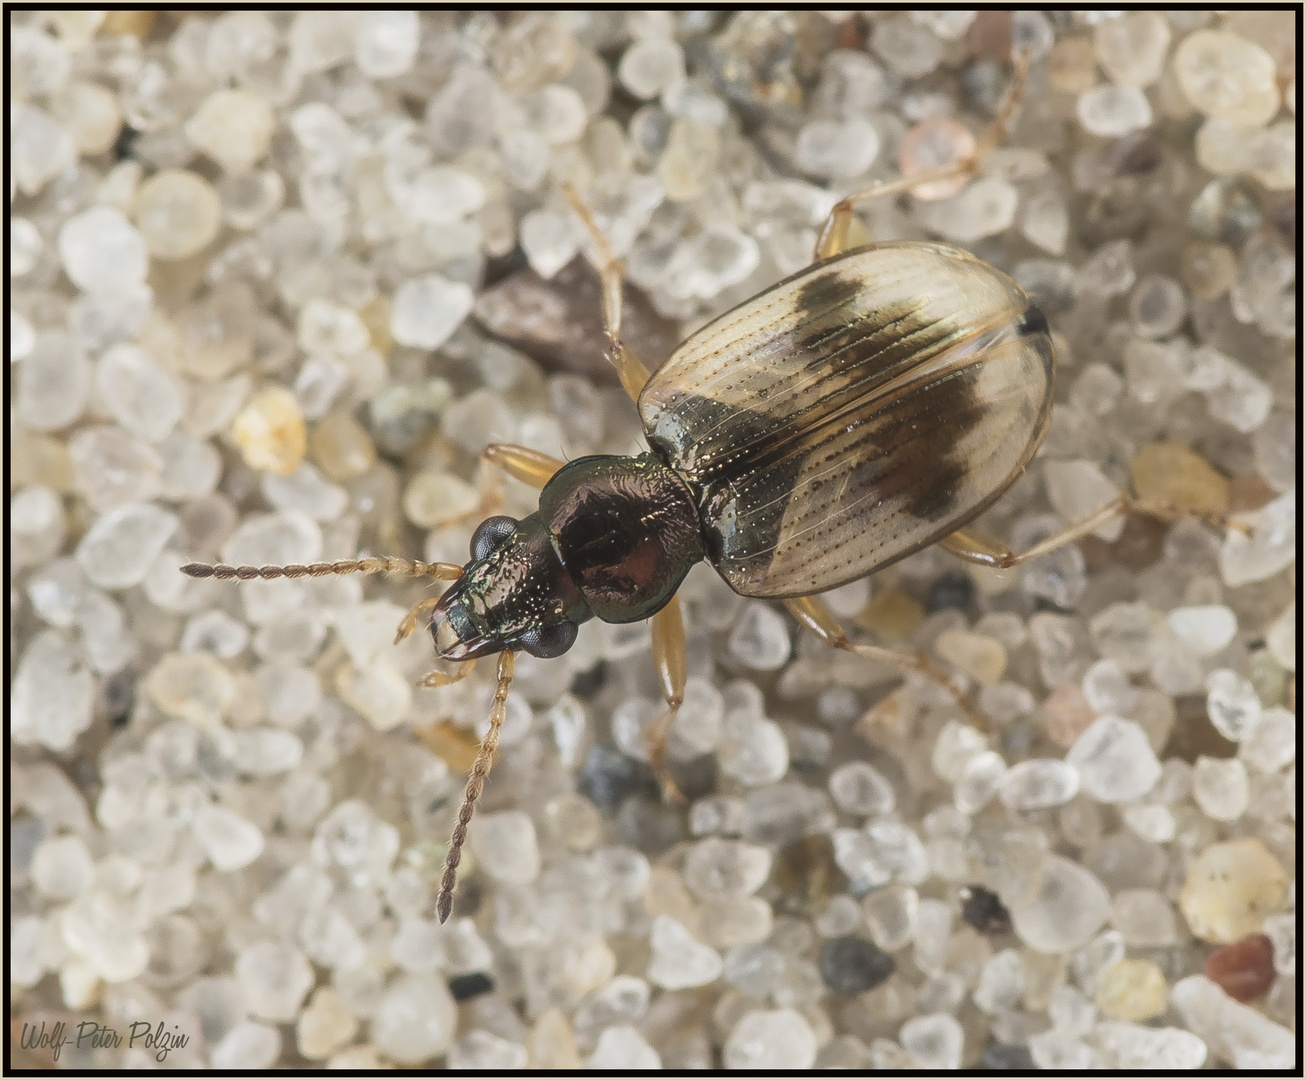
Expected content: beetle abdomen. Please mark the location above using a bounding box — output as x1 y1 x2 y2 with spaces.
640 242 1055 597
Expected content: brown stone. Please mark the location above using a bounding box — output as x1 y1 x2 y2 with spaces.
1164 695 1239 763
474 256 679 385
1204 933 1276 1002
1109 512 1168 572
967 10 1012 63
834 13 865 51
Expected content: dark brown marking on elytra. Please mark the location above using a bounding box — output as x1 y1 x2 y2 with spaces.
864 361 987 524
653 276 995 592
644 244 1056 597
668 316 1054 597
682 294 959 493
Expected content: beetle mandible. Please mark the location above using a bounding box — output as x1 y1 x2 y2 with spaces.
182 51 1191 924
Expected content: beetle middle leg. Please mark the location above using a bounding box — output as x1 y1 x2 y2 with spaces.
784 595 988 728
813 50 1031 260
563 183 653 402
647 595 688 804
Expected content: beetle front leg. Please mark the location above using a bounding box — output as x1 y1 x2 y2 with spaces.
813 51 1030 261
784 595 987 728
446 443 568 527
563 183 653 402
648 595 687 804
483 443 565 490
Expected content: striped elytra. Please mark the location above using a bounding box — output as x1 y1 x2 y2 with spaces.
641 241 1056 597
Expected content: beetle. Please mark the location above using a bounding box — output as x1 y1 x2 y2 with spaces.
181 52 1178 923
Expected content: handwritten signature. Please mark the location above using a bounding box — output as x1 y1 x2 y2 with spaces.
19 1019 190 1063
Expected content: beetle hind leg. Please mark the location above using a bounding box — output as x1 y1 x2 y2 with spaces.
941 494 1247 570
812 50 1031 261
562 183 653 403
783 595 988 729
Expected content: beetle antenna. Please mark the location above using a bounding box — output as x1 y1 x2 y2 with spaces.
436 649 516 924
180 557 464 582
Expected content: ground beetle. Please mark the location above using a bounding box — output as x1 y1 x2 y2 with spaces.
182 53 1200 923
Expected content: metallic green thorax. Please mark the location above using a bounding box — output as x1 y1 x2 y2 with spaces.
431 455 704 660
538 454 705 623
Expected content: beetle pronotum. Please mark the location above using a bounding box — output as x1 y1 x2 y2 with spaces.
182 49 1229 924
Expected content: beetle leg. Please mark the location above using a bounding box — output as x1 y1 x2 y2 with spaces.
941 494 1244 569
447 442 568 527
562 183 653 402
940 500 1126 569
483 443 565 489
784 595 987 728
813 51 1030 261
648 595 688 804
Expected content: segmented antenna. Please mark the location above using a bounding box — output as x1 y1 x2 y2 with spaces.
180 557 464 581
436 649 516 924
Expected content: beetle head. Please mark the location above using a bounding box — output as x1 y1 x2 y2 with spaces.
430 513 590 661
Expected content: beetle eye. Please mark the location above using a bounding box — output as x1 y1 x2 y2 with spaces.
470 516 518 561
518 620 578 659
